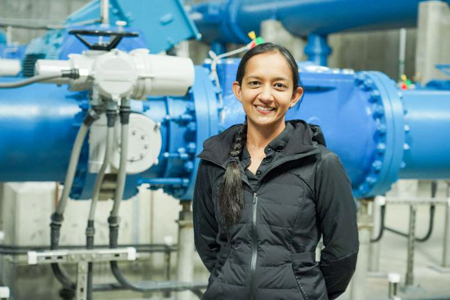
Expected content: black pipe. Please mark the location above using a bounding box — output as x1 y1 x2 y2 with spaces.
382 181 437 242
0 244 177 255
370 204 386 243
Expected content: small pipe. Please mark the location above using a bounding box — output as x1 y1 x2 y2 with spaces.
0 18 101 30
398 28 406 81
6 26 12 45
405 205 417 287
443 181 450 268
139 178 190 186
101 0 110 25
0 243 177 255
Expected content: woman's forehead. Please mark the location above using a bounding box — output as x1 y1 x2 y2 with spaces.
244 52 293 80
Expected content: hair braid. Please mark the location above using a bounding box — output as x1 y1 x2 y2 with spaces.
220 122 247 226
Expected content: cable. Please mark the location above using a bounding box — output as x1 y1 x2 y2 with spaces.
49 108 101 294
0 74 61 88
0 69 79 89
86 107 116 300
107 100 162 292
385 205 435 242
109 103 130 220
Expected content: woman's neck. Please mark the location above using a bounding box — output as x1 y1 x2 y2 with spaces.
246 119 286 150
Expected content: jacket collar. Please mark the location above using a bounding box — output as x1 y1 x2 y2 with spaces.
198 120 326 168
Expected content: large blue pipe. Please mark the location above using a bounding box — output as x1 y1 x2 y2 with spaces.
191 0 425 65
1 60 450 200
191 0 423 44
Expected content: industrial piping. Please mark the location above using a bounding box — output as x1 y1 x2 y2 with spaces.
190 0 424 65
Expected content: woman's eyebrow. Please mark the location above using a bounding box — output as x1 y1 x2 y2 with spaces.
246 75 261 80
246 75 289 81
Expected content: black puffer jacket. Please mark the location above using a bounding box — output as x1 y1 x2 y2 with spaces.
193 120 359 300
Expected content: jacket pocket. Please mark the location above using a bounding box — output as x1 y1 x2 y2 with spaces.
202 279 222 300
288 263 307 300
291 252 328 300
204 258 231 299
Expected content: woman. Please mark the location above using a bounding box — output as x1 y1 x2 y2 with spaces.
193 43 359 300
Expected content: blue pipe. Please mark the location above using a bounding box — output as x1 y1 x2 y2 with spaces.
304 34 332 66
192 0 423 44
1 61 450 199
399 89 450 179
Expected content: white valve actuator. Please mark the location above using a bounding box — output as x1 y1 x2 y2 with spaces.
35 48 195 101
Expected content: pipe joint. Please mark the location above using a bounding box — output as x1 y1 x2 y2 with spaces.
108 216 121 227
119 106 131 125
83 108 102 126
51 212 64 225
106 110 117 127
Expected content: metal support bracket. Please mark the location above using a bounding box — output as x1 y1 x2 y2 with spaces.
27 248 136 300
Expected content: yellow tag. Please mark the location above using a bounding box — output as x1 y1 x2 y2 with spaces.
248 31 256 40
401 74 407 82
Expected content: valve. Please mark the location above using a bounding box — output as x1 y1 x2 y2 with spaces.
69 29 139 51
34 48 195 102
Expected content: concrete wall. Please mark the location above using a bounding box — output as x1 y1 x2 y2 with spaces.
329 28 417 81
0 0 89 44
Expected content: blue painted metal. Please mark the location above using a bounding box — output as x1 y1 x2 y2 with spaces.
399 89 450 179
192 0 423 44
210 59 450 198
0 44 27 60
0 31 6 45
304 34 332 66
1 58 450 199
67 0 200 53
0 66 219 201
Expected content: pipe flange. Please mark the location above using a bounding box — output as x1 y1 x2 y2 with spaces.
354 72 405 197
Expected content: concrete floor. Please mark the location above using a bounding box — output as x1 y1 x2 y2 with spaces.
340 181 450 300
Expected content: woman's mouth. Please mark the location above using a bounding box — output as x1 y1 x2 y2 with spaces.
255 105 275 114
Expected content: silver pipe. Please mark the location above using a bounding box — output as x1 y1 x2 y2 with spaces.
6 26 12 45
405 205 417 287
384 197 448 205
0 18 101 30
56 123 90 215
443 181 450 268
88 124 114 221
398 28 406 81
101 0 110 25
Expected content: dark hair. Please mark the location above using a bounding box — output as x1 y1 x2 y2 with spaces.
236 42 299 92
220 43 299 226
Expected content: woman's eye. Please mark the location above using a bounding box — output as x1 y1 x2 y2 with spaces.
274 83 287 89
248 81 260 87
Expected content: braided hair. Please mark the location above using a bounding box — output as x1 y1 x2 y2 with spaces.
219 43 299 226
219 121 247 226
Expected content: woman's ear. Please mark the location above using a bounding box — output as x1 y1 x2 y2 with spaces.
232 81 242 102
290 86 304 107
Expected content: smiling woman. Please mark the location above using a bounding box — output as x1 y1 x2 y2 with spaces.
193 43 359 300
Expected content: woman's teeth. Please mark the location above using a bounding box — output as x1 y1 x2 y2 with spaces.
256 106 274 111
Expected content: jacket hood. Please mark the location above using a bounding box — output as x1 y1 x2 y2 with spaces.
198 120 326 166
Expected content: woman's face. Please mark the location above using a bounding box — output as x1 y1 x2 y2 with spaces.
232 51 303 129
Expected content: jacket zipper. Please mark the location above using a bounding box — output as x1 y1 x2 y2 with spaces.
249 192 258 300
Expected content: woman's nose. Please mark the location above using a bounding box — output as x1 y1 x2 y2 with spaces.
258 85 273 102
